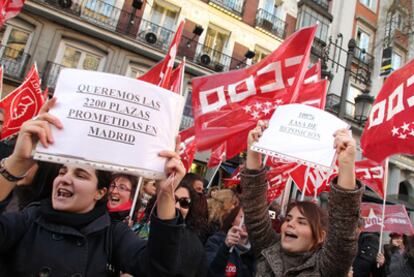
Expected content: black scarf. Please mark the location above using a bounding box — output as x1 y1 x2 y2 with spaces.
40 199 107 227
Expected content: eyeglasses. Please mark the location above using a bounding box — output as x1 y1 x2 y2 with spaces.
109 184 131 192
175 197 191 209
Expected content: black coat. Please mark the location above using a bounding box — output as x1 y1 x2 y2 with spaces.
205 232 254 277
0 202 183 276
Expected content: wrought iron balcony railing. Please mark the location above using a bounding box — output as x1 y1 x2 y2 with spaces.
0 45 31 80
325 93 356 119
136 19 175 52
209 0 245 17
180 115 194 130
353 46 374 68
41 62 67 89
255 9 287 39
310 0 329 10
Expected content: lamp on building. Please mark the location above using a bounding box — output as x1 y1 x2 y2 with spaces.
321 62 334 92
354 88 374 125
236 50 256 69
186 25 204 48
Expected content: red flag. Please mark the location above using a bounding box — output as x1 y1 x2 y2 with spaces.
0 64 44 138
138 21 184 89
207 142 226 168
266 163 297 203
0 0 25 27
169 59 185 94
355 159 385 199
360 203 413 234
303 61 321 84
223 165 241 188
361 58 414 162
289 165 336 196
179 126 196 172
0 65 3 94
192 26 317 159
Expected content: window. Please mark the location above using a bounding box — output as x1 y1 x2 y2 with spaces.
360 0 377 12
150 2 178 29
252 45 270 64
203 25 230 63
297 6 330 42
126 62 147 78
84 0 116 17
392 52 402 71
0 19 33 78
347 86 362 118
261 0 276 14
356 28 370 54
55 40 106 71
391 11 404 31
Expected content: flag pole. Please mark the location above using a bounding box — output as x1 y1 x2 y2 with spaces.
179 57 186 96
300 165 310 201
280 177 292 217
129 176 144 220
229 214 244 253
207 161 222 189
378 158 389 252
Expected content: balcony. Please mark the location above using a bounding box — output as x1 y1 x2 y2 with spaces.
136 19 175 52
310 0 329 10
353 46 374 68
0 45 31 80
209 0 245 18
325 93 356 119
180 115 194 130
255 9 286 39
41 62 67 89
33 0 176 53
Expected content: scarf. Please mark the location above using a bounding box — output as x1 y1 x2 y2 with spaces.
107 199 132 213
40 199 106 227
281 248 315 273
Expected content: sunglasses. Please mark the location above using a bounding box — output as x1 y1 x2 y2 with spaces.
109 184 131 192
175 197 191 209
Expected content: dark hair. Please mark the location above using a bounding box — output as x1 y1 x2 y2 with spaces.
286 201 328 250
176 181 209 235
109 173 139 198
180 173 205 192
221 205 241 233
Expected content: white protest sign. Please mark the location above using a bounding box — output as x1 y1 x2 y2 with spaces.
251 103 349 169
34 69 184 179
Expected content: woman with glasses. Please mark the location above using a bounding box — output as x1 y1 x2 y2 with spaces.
107 173 138 222
173 180 208 277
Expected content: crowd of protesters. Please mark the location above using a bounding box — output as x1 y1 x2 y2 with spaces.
0 101 413 276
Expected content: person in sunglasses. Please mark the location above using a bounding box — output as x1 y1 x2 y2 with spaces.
174 181 208 277
107 173 138 222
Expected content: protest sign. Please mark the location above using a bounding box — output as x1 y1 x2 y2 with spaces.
361 203 413 234
34 69 184 179
251 104 349 169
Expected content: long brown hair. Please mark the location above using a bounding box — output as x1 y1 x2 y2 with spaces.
286 201 328 250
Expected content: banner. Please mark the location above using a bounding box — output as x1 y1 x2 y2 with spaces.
361 203 413 234
0 64 44 139
192 26 317 159
34 69 184 179
252 103 349 168
361 58 414 162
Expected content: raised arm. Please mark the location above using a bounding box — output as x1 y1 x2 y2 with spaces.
240 121 278 257
319 129 363 276
0 98 62 201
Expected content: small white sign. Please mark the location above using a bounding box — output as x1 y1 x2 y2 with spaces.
34 69 184 179
251 103 349 169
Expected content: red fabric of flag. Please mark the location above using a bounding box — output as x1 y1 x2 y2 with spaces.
207 142 226 168
191 26 317 160
0 0 25 27
361 58 414 162
0 65 44 138
179 126 196 172
355 159 385 199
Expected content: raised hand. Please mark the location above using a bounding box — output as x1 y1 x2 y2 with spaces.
333 129 356 190
225 226 243 247
7 97 63 176
246 120 268 170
